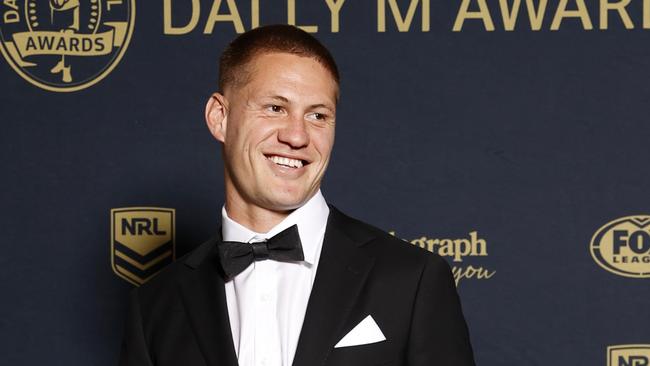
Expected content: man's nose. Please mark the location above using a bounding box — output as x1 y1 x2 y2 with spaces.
277 114 310 148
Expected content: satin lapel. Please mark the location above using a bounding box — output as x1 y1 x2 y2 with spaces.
292 209 376 366
178 239 238 366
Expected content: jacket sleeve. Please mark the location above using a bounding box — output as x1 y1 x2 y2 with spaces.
118 289 155 366
406 254 476 366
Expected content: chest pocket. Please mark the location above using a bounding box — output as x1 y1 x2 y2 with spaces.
326 340 399 366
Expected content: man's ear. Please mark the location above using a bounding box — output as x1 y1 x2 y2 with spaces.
205 93 228 143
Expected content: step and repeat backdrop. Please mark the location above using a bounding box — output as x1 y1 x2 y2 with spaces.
1 0 649 365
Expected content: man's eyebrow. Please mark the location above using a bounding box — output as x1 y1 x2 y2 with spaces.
261 95 289 103
309 103 335 112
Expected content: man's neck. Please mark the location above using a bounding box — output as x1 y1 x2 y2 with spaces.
223 200 293 233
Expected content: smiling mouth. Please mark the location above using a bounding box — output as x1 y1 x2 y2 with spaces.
265 154 308 169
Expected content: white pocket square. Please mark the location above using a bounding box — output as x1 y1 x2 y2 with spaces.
334 315 386 348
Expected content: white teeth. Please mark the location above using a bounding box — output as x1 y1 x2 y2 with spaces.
268 155 303 168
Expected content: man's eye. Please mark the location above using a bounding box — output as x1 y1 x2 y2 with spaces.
308 112 326 121
268 105 283 113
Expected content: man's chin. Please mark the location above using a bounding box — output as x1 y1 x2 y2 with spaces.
264 200 307 213
262 191 316 212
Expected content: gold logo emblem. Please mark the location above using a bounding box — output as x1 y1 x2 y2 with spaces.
591 215 650 278
1 0 135 92
608 345 650 366
111 207 175 286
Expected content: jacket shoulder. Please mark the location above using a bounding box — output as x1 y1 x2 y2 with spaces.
132 236 217 303
330 206 445 268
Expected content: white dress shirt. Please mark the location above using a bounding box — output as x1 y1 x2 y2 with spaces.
221 190 330 366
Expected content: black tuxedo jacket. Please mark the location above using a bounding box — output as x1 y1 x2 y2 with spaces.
118 206 475 366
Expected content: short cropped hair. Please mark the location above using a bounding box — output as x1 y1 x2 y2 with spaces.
218 25 340 93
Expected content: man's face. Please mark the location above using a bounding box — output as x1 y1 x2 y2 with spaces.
207 52 337 216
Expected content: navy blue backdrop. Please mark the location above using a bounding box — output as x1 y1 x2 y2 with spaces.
1 1 649 365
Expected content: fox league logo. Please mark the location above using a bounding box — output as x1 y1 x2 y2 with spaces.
608 345 650 366
0 0 135 92
591 215 650 278
111 207 175 286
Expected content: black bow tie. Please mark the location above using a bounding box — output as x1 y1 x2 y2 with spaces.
217 224 304 279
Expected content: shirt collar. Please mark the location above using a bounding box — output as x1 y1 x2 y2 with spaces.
221 190 329 265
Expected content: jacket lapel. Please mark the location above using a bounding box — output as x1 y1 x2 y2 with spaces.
178 236 239 366
292 207 376 366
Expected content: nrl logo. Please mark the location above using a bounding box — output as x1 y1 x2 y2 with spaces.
0 0 135 92
607 345 650 366
111 207 175 286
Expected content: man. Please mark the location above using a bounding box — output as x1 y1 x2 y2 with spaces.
119 25 475 366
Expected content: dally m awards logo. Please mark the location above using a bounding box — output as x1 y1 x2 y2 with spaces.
608 345 650 366
591 215 650 278
1 0 134 92
111 207 175 286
